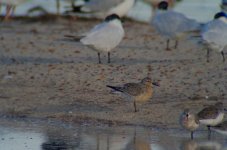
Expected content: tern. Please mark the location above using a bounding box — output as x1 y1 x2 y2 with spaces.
80 13 125 64
201 12 227 62
70 0 135 19
151 1 201 50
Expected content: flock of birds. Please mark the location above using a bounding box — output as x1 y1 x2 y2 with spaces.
1 0 227 140
180 102 226 139
79 1 227 64
70 0 227 140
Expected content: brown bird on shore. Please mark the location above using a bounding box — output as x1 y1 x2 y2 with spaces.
180 109 200 139
107 77 159 112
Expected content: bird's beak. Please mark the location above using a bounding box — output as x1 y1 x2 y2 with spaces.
152 82 160 86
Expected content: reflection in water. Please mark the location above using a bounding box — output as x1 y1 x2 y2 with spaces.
40 127 152 150
41 127 80 150
77 127 133 150
0 121 227 150
180 140 222 150
42 141 69 150
125 128 151 150
181 140 198 150
0 127 45 150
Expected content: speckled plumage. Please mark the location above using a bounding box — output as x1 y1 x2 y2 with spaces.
107 77 158 112
197 102 224 121
197 102 225 138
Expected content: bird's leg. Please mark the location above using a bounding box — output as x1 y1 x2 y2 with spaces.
71 0 75 7
11 6 16 17
98 52 101 64
134 101 137 112
5 5 12 21
207 125 211 139
174 40 178 49
166 39 170 51
190 131 194 140
207 49 210 63
107 52 110 63
56 0 60 15
221 51 225 62
0 4 2 16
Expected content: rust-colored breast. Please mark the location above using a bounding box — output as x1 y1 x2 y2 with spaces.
135 86 153 102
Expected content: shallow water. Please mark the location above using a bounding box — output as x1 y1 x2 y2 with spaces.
0 0 224 22
0 119 227 150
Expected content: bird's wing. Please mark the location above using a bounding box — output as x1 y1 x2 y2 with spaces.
197 106 219 120
203 31 227 47
201 20 227 33
81 0 125 12
80 22 124 50
202 22 227 49
152 11 201 37
122 83 146 96
152 11 174 36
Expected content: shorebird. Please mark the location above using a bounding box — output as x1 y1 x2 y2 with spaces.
80 13 125 64
180 109 200 139
70 0 135 19
107 77 159 112
197 102 225 137
151 1 201 50
201 12 227 62
0 0 29 21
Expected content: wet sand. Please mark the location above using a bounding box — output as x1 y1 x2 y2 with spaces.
0 17 226 129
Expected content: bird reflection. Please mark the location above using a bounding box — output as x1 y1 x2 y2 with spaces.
133 134 151 150
42 139 70 150
76 128 133 150
41 128 80 150
124 128 151 150
180 140 222 150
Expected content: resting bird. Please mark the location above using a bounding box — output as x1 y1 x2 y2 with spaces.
80 14 125 63
201 12 227 62
70 0 135 19
151 1 201 50
107 77 159 112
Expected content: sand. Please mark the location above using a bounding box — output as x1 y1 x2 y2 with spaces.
0 16 226 129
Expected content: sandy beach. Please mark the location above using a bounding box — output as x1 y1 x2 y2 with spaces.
0 16 226 129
